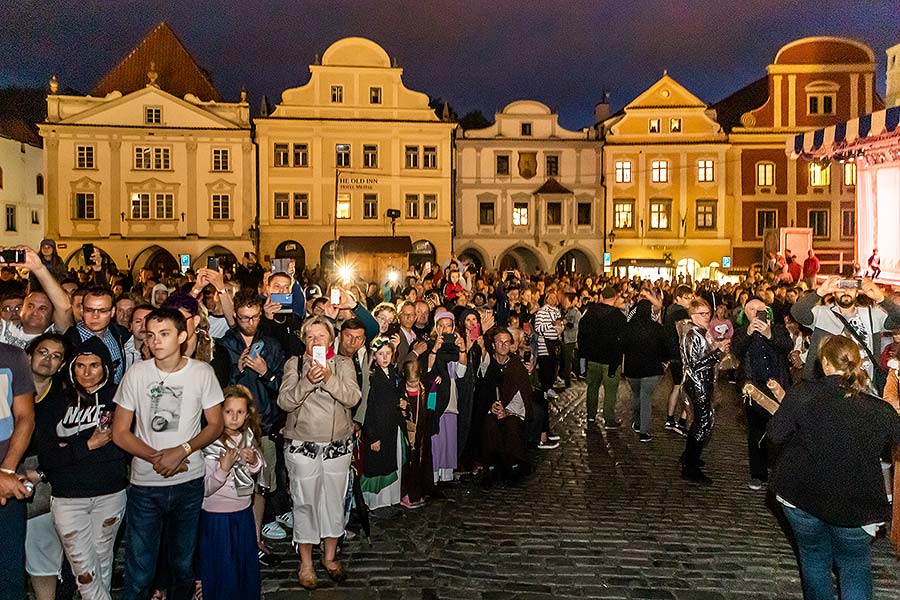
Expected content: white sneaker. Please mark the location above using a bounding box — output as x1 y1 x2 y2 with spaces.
275 511 293 530
554 377 565 387
537 440 560 450
546 389 559 399
261 521 287 540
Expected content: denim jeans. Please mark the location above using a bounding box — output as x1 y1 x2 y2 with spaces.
0 498 26 600
628 376 660 435
585 362 620 422
783 505 874 600
122 478 204 600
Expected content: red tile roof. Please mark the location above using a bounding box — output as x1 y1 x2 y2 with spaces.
0 117 42 147
534 178 573 195
91 22 221 101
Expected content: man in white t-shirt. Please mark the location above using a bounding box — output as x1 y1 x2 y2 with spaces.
112 307 223 600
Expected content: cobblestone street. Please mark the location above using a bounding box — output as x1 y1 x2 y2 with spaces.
260 378 900 599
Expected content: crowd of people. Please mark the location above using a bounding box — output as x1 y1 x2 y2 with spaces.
1 238 900 600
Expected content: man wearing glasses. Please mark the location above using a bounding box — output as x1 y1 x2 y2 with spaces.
64 286 126 383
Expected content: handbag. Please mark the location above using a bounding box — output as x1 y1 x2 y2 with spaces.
543 336 562 359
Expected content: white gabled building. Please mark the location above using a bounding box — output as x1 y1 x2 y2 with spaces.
0 118 45 250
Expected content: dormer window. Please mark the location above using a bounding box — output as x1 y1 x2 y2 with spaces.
805 81 838 116
669 118 682 133
521 122 532 136
330 85 344 103
145 106 161 125
649 119 661 133
369 87 382 104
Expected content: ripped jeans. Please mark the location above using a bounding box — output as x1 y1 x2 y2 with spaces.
51 490 127 600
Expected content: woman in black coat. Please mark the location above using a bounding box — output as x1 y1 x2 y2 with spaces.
621 299 665 441
769 334 900 600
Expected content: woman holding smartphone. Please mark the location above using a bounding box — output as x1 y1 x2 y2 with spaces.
277 316 361 590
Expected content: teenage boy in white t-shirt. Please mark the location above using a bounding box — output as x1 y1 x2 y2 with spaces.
112 307 223 600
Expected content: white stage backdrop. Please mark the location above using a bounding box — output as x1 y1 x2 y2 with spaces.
860 163 900 277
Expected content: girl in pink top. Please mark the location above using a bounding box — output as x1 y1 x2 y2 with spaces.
198 385 264 600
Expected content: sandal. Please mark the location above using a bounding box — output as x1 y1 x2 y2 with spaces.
298 565 318 590
319 559 347 583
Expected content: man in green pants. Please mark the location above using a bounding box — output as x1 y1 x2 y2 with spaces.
577 287 626 427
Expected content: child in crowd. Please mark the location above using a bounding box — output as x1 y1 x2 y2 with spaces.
400 358 433 508
361 338 405 510
199 385 264 600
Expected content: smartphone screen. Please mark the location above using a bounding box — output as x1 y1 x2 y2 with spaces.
312 345 327 367
330 288 341 305
83 243 94 261
249 341 264 360
207 256 219 271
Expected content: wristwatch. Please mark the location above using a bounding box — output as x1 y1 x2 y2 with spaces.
181 442 193 456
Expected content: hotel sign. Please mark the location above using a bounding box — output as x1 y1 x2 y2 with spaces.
339 176 379 190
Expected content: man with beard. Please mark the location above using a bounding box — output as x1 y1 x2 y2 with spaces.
792 275 900 393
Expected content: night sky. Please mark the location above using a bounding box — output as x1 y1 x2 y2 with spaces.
2 1 898 129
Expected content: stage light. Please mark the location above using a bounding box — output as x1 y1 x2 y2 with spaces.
337 263 355 283
387 269 400 284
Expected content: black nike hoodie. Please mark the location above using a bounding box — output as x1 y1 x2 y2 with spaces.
35 336 127 498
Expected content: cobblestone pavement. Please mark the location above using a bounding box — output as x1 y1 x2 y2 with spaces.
260 376 900 599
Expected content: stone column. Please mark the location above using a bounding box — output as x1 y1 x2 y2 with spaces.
186 141 198 235
109 138 121 236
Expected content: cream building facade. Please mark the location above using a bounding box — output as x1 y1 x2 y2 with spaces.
601 75 732 279
38 23 254 275
455 101 601 273
255 37 455 277
0 123 45 250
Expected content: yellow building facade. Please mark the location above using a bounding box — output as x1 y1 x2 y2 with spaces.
255 37 456 279
602 75 732 279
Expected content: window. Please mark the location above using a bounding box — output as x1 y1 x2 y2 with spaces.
134 146 170 170
613 200 634 229
336 194 350 219
211 194 230 220
841 209 855 238
212 148 230 171
809 209 830 238
649 119 661 133
274 143 290 167
697 160 714 182
405 146 419 169
808 94 835 115
649 200 671 229
145 106 161 124
479 202 495 225
76 145 95 169
696 200 716 230
363 145 378 169
756 209 777 237
756 162 775 187
670 118 682 133
75 192 95 219
546 155 559 177
423 146 437 169
423 194 438 219
5 205 16 232
330 85 344 103
809 163 830 187
274 193 290 219
369 87 382 104
335 144 350 167
843 162 857 186
546 202 562 226
651 160 668 183
31 209 39 225
614 160 632 183
496 155 510 176
512 202 529 226
577 202 592 226
363 194 378 219
405 194 419 219
293 193 309 219
130 193 150 219
36 174 43 195
293 143 308 167
520 123 532 136
154 193 174 219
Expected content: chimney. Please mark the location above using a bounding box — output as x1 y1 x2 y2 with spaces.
593 91 611 124
259 95 270 118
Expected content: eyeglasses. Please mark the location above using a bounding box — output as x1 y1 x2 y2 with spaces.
235 312 261 323
692 311 711 317
83 306 113 315
0 305 21 313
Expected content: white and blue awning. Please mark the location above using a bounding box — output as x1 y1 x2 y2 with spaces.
788 105 900 159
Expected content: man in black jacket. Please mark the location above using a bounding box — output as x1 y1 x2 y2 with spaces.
578 286 626 427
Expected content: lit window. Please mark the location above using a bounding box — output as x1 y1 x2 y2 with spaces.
670 118 682 133
613 200 633 229
363 194 378 219
293 193 309 219
405 194 419 219
274 193 290 219
211 194 230 220
756 162 775 187
369 87 382 104
405 146 419 169
546 202 562 226
809 163 830 187
155 193 174 220
615 160 632 183
496 155 510 176
756 209 777 237
134 146 170 170
841 209 854 238
274 143 290 167
293 144 309 167
336 194 350 219
512 202 529 226
131 193 151 219
363 145 378 169
649 119 661 133
479 202 495 225
649 200 671 229
212 148 230 171
423 147 437 169
651 160 668 183
74 192 95 219
843 162 857 186
330 86 344 103
696 200 716 229
335 144 350 168
423 194 438 219
577 202 591 225
809 209 830 238
76 145 95 169
31 209 39 225
521 123 532 136
145 107 161 125
697 160 714 182
546 155 559 177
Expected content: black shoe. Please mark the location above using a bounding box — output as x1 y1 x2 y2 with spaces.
480 468 495 490
258 545 282 568
547 432 561 442
681 469 713 485
639 434 652 443
631 420 640 433
603 419 622 430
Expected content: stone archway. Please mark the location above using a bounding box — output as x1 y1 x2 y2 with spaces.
65 246 117 274
409 240 436 269
275 240 306 279
131 245 178 279
498 245 544 274
194 246 238 275
457 247 486 271
555 249 595 274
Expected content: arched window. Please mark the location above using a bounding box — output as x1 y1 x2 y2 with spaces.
36 174 44 195
0 166 4 189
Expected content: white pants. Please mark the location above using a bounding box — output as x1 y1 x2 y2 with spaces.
25 512 64 577
51 490 127 600
285 449 351 545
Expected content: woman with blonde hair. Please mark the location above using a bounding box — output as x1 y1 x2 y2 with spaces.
769 334 900 600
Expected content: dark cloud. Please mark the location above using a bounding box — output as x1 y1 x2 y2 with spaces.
1 0 896 128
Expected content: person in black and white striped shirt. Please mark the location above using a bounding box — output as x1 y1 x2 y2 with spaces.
531 288 563 450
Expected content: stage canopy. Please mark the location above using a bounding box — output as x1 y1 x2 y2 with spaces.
787 105 900 160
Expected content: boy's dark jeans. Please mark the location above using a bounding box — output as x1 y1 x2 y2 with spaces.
0 498 26 600
122 478 204 600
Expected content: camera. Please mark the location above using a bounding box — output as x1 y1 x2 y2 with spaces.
836 278 863 290
0 249 25 264
207 256 219 271
756 309 769 322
